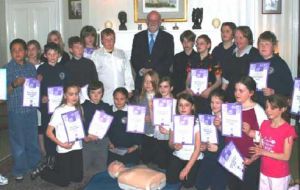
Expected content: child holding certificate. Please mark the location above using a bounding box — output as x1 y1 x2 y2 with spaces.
192 34 221 114
196 89 228 190
41 84 83 187
36 43 69 175
107 87 142 165
166 93 202 188
65 36 98 87
248 95 297 190
153 76 175 169
81 81 111 176
6 39 40 181
80 25 98 59
254 31 293 107
226 76 267 190
134 70 159 165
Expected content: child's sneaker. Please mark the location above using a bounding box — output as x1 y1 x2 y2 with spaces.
15 175 23 182
0 174 8 185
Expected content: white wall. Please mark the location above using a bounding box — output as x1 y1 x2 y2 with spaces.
0 0 7 67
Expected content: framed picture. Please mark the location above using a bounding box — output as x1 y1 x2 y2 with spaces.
262 0 282 14
68 0 82 19
134 0 187 22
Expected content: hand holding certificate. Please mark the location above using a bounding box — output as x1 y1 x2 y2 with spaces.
218 141 245 180
249 62 270 91
191 69 208 95
127 105 146 134
291 79 300 115
23 78 40 107
222 103 242 137
0 69 7 100
199 114 218 144
173 115 195 145
48 86 63 113
61 110 85 142
88 110 113 139
153 98 173 126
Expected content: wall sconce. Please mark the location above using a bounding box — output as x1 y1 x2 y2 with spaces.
212 18 221 29
104 20 113 29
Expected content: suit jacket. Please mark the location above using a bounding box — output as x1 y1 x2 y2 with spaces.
131 29 174 91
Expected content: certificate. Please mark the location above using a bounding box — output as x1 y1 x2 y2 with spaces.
61 110 85 142
109 147 128 156
191 69 208 94
222 103 242 137
249 62 270 91
48 86 63 113
127 105 146 134
0 69 7 100
173 115 195 145
199 114 218 144
153 98 173 126
22 78 40 107
88 110 113 139
218 141 245 180
291 78 300 115
79 84 89 104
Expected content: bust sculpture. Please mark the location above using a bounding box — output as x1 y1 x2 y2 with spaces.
118 11 127 30
192 8 203 29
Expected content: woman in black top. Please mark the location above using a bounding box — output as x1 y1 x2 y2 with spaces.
222 26 261 102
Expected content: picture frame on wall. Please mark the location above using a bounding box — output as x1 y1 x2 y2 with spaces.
134 0 187 22
68 0 82 19
262 0 282 14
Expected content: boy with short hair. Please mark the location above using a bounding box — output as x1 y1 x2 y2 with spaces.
172 30 199 96
65 36 98 87
5 38 40 181
81 80 111 178
91 28 134 105
33 42 69 178
254 31 294 107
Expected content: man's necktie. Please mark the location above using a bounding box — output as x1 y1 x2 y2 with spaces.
149 33 154 54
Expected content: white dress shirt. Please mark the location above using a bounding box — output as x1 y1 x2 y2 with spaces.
91 47 135 105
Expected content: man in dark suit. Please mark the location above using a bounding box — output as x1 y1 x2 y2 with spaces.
131 11 174 92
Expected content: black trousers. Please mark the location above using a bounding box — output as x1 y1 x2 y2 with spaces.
153 139 172 169
166 154 201 188
41 149 83 187
141 135 157 164
228 158 260 190
107 149 140 166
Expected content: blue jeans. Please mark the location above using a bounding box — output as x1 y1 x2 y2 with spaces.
8 111 41 177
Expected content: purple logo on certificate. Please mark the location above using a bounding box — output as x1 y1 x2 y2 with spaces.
53 87 63 95
99 111 108 122
203 115 213 125
295 79 300 90
67 112 77 122
192 69 208 78
133 106 145 115
27 78 40 88
158 99 168 107
179 117 189 125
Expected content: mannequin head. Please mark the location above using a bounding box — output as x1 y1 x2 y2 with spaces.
108 161 127 178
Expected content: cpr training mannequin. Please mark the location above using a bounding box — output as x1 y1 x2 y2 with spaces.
108 161 166 190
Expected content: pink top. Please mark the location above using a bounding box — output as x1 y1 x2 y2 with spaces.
260 120 297 178
226 108 259 158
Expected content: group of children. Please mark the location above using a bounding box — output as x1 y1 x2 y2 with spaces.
1 21 298 190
